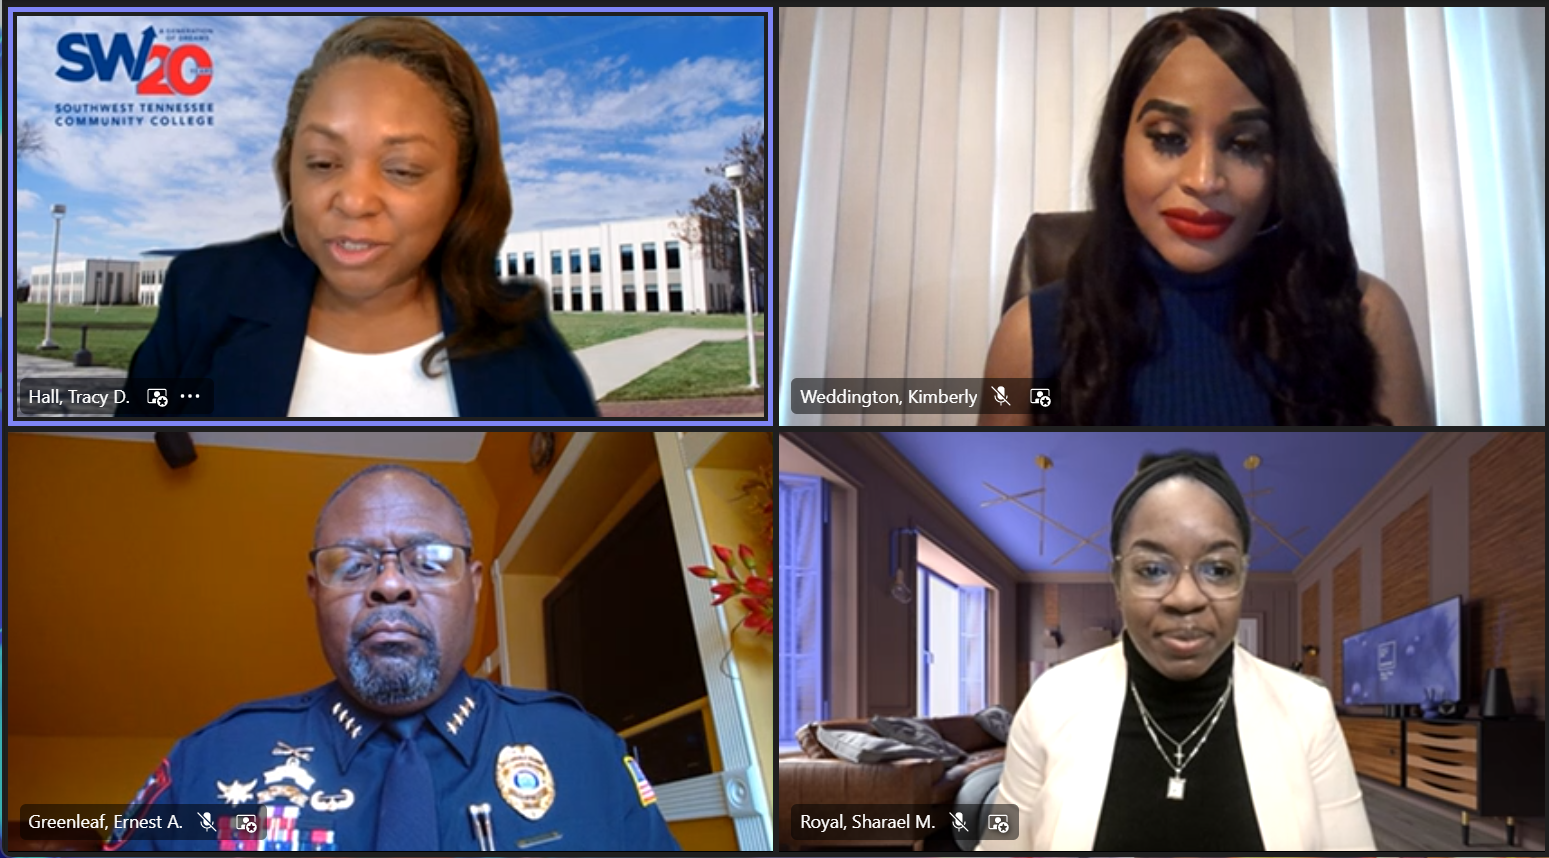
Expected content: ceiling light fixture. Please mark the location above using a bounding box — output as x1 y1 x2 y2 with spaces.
1242 455 1308 562
982 454 1109 566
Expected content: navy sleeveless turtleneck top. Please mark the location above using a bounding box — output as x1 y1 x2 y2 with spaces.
1028 243 1277 425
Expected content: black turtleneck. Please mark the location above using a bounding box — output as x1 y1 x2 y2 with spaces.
1092 631 1264 850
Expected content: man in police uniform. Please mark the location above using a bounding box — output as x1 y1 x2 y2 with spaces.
109 464 681 851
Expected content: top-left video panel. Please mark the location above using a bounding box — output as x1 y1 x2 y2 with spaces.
8 10 773 427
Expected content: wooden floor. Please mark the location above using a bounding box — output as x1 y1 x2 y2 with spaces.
1363 777 1545 852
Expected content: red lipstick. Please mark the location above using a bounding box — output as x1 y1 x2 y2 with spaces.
1162 208 1235 241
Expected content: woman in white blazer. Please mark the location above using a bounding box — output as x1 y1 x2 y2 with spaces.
983 450 1375 850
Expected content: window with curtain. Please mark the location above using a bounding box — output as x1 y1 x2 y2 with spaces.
778 473 828 749
917 565 987 717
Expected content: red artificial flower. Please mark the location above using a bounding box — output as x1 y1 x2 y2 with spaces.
744 611 775 635
710 582 739 606
743 574 772 599
691 538 774 636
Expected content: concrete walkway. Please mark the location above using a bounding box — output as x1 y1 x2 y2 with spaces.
575 328 754 399
17 353 129 380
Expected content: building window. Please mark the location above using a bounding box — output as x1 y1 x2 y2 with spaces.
666 241 681 269
588 247 601 273
646 284 659 312
551 251 563 276
506 253 519 277
570 249 581 275
642 242 657 270
552 286 564 313
668 281 683 312
570 287 583 313
622 288 636 312
779 473 829 749
620 245 634 272
524 252 535 277
917 564 987 718
590 285 603 312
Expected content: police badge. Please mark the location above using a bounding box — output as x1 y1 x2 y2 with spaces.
495 744 555 821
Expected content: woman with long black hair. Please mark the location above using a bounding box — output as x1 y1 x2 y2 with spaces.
981 8 1430 426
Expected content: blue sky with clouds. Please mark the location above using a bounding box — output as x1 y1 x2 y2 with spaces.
11 13 766 276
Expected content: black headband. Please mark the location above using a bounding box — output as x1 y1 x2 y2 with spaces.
1110 450 1252 556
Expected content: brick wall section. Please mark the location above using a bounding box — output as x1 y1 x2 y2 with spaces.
1333 550 1362 704
1381 494 1431 622
1468 433 1545 706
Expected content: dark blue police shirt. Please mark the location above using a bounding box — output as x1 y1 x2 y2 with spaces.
106 670 680 851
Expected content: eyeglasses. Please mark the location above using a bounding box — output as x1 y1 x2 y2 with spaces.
1113 551 1249 600
310 542 471 590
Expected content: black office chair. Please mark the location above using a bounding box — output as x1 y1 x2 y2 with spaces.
1000 211 1093 316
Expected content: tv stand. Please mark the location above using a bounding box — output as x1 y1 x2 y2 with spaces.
1339 715 1544 847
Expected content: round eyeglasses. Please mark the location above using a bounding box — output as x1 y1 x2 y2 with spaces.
1113 551 1249 600
310 542 471 590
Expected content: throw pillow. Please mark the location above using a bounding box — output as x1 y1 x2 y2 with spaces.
796 722 832 758
870 715 966 762
815 726 941 764
973 705 1014 744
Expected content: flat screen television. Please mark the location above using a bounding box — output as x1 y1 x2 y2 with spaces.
1341 595 1463 707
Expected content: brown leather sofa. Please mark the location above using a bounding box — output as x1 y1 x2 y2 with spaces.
778 715 1006 850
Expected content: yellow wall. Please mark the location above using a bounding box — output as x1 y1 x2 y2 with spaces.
688 433 776 830
476 431 574 554
493 432 753 851
500 574 559 689
4 433 561 820
668 817 741 850
473 431 573 672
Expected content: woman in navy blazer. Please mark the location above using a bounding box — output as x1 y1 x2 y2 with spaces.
119 16 597 419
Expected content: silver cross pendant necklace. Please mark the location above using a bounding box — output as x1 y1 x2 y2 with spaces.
1129 675 1234 800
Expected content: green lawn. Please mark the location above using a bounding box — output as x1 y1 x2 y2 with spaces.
13 304 772 402
551 312 765 351
14 304 158 370
13 304 763 371
603 338 766 401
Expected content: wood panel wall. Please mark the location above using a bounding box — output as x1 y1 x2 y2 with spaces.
1301 581 1320 677
1333 550 1362 704
1240 578 1297 667
1468 433 1546 708
1381 494 1431 622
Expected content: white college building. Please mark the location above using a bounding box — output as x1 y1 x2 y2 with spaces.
499 215 742 315
37 215 745 313
27 259 141 306
26 256 172 306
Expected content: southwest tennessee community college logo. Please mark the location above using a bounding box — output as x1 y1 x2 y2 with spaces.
54 25 216 128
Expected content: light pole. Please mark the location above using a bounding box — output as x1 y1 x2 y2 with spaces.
724 164 759 389
40 203 67 350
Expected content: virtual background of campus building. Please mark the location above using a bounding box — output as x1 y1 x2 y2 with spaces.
23 214 762 316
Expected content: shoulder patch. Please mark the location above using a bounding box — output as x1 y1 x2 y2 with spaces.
623 755 657 807
104 758 172 851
